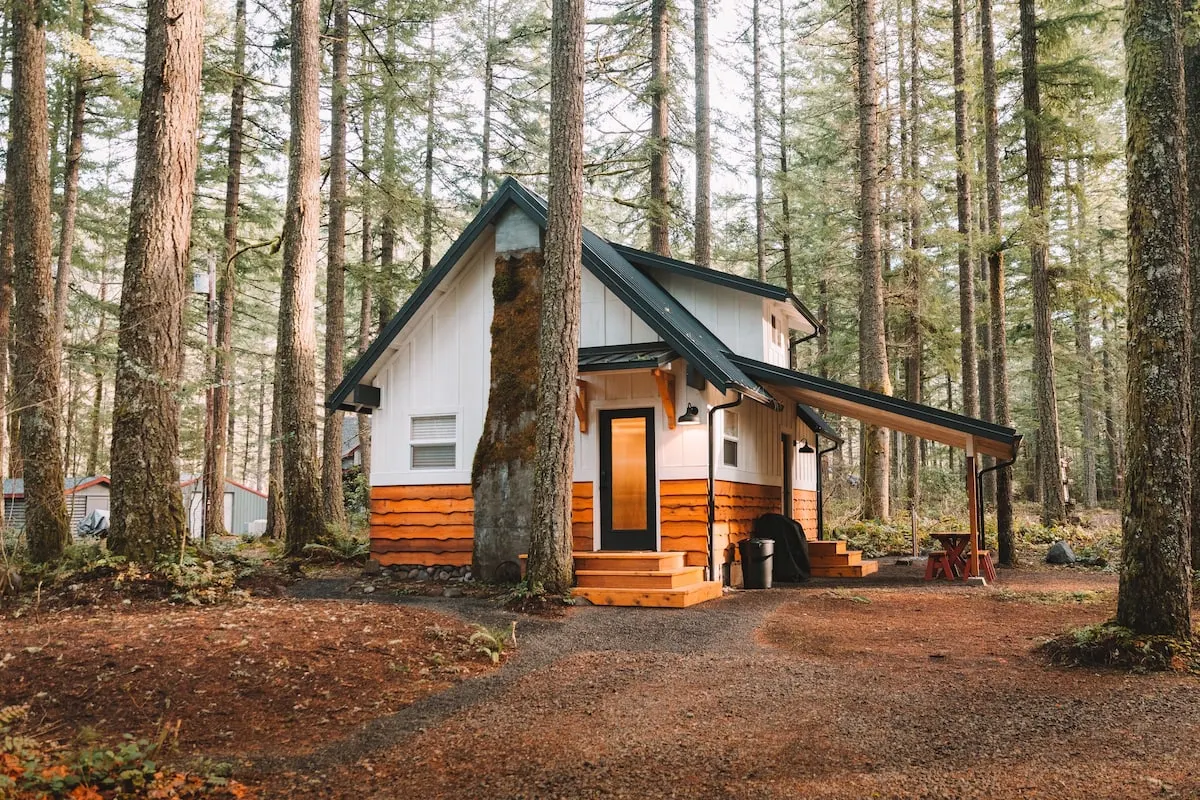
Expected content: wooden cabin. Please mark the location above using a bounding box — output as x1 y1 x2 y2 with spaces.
328 179 1020 607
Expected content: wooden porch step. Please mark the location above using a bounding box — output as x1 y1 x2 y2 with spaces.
807 540 848 557
810 560 879 578
809 550 862 568
572 551 686 572
572 580 723 608
576 566 705 589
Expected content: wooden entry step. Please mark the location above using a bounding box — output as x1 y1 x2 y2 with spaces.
576 565 705 590
570 551 722 608
807 539 879 578
573 551 685 572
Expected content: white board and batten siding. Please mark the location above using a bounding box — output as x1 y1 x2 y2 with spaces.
370 231 496 487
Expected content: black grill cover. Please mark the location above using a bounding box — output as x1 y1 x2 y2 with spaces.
751 513 811 582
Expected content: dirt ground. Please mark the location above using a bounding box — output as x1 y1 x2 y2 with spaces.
5 563 1199 799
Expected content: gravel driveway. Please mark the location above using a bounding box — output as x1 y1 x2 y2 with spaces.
260 567 1200 799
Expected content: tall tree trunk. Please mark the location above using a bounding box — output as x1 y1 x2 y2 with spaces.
255 368 265 491
321 0 348 530
526 0 584 594
480 0 495 204
265 359 285 538
378 0 397 326
205 0 246 541
86 277 107 475
856 0 891 521
900 0 921 517
11 0 70 562
1185 0 1200 573
693 0 711 266
0 160 13 529
278 0 329 556
53 0 91 331
1100 305 1123 501
421 23 436 274
1117 0 1191 637
108 0 202 562
752 0 766 282
981 0 1014 562
778 0 793 302
1019 0 1067 523
358 83 374 483
647 0 670 255
1067 158 1097 508
952 0 976 420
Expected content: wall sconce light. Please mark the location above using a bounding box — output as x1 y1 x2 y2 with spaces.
797 439 815 453
677 404 701 425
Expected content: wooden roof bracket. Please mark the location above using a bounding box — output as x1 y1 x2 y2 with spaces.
653 368 677 429
575 380 589 433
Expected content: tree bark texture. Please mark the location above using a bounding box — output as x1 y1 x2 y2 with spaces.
358 87 374 483
480 0 495 203
12 0 70 562
982 0 1014 563
0 159 13 529
1117 0 1192 637
205 0 246 541
526 0 585 595
1019 0 1068 524
648 0 671 256
693 0 711 266
752 0 766 282
108 0 202 562
265 357 285 539
903 0 921 516
421 23 436 275
472 247 541 581
952 0 977 421
278 0 328 555
378 0 397 326
321 0 348 530
1185 0 1200 574
778 0 793 302
53 0 91 332
856 0 891 521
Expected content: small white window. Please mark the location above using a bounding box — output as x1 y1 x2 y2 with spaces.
722 410 739 467
411 414 457 470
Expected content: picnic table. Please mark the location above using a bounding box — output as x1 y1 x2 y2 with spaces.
924 532 996 582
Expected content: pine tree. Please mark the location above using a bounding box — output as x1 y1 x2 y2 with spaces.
278 0 329 556
693 0 711 266
647 0 670 255
1117 0 1191 637
526 0 585 595
108 0 204 562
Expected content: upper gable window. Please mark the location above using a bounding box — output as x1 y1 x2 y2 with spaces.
411 414 457 470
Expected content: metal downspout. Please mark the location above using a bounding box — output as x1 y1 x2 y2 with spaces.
708 394 743 582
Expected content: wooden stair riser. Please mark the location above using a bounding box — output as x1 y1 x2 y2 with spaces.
810 560 879 578
573 552 685 572
807 540 848 556
575 567 705 590
809 551 862 568
572 581 723 608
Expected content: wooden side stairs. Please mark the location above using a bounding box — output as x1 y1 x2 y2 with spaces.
808 540 879 578
572 551 723 608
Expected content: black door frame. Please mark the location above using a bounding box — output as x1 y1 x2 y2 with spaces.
599 407 657 551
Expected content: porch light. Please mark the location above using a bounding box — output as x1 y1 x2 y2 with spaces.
677 404 701 425
797 439 815 453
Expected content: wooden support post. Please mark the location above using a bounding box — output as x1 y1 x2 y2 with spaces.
965 435 980 580
574 380 588 433
653 368 677 429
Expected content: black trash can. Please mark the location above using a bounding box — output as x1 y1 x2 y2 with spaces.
739 538 774 589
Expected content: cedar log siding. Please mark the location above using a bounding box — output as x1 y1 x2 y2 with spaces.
793 489 818 540
370 483 594 566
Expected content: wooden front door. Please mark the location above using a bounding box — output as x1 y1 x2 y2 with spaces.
599 408 657 550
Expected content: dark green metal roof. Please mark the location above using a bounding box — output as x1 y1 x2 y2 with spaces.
796 404 842 443
578 343 678 372
328 178 777 411
612 243 822 334
731 355 1020 456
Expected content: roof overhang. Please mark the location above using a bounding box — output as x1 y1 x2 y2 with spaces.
732 356 1020 461
578 343 679 373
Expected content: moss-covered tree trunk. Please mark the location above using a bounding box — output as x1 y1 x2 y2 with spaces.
1185 0 1200 577
1117 0 1192 638
473 225 542 582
